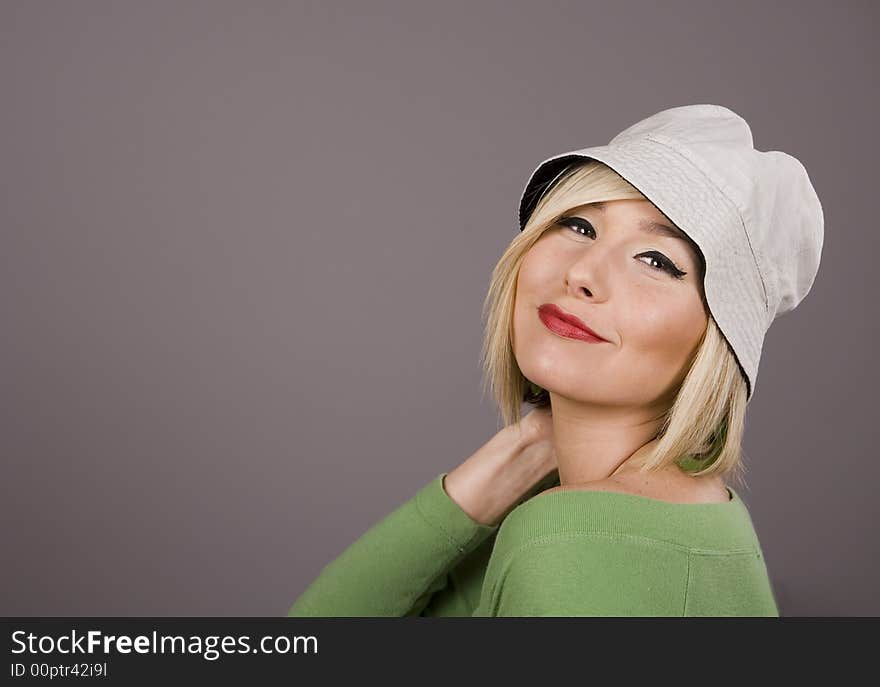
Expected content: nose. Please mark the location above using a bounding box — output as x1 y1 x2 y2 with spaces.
564 243 610 301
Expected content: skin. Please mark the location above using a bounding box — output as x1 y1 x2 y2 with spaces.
513 198 729 503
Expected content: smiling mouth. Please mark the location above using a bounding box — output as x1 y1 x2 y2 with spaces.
537 306 608 343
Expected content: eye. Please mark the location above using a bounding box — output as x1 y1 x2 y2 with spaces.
556 216 596 239
555 216 688 280
637 251 688 280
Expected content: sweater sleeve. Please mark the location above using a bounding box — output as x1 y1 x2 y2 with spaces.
286 473 499 617
473 534 690 617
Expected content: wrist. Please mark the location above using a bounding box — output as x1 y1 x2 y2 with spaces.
445 427 554 527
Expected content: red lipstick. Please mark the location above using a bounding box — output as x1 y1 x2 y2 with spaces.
537 303 609 343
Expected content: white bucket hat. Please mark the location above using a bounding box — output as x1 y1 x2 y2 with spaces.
517 104 825 403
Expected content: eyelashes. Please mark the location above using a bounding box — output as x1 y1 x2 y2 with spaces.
554 216 688 280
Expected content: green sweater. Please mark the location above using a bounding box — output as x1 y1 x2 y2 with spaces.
287 472 780 617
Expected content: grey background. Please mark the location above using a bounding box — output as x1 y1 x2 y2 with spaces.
1 1 875 617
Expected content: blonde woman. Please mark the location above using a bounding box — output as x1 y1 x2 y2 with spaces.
287 104 823 617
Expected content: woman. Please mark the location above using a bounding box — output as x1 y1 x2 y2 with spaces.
286 104 824 617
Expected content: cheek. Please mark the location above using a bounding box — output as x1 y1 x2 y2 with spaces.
513 248 556 354
514 247 550 320
620 291 706 366
518 242 559 291
602 293 705 401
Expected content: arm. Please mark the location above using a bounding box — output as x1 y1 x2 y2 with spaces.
286 409 558 617
419 468 561 617
416 533 497 616
286 472 498 617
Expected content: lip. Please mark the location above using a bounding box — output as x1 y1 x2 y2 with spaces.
537 303 609 343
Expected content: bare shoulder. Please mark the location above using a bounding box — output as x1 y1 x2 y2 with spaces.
538 473 731 505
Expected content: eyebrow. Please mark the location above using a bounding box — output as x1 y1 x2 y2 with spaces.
587 201 688 242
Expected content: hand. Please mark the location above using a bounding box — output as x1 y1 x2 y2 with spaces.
443 407 558 527
510 407 561 502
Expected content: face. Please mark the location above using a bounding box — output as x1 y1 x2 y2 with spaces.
513 199 708 408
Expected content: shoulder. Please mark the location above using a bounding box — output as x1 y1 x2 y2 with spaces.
482 515 690 616
537 479 628 498
537 473 730 505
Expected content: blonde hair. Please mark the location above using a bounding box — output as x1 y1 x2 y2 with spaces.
479 160 750 487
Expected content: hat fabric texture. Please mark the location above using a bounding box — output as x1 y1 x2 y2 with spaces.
517 104 824 402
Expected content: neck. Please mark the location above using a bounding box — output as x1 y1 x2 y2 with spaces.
546 392 668 487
